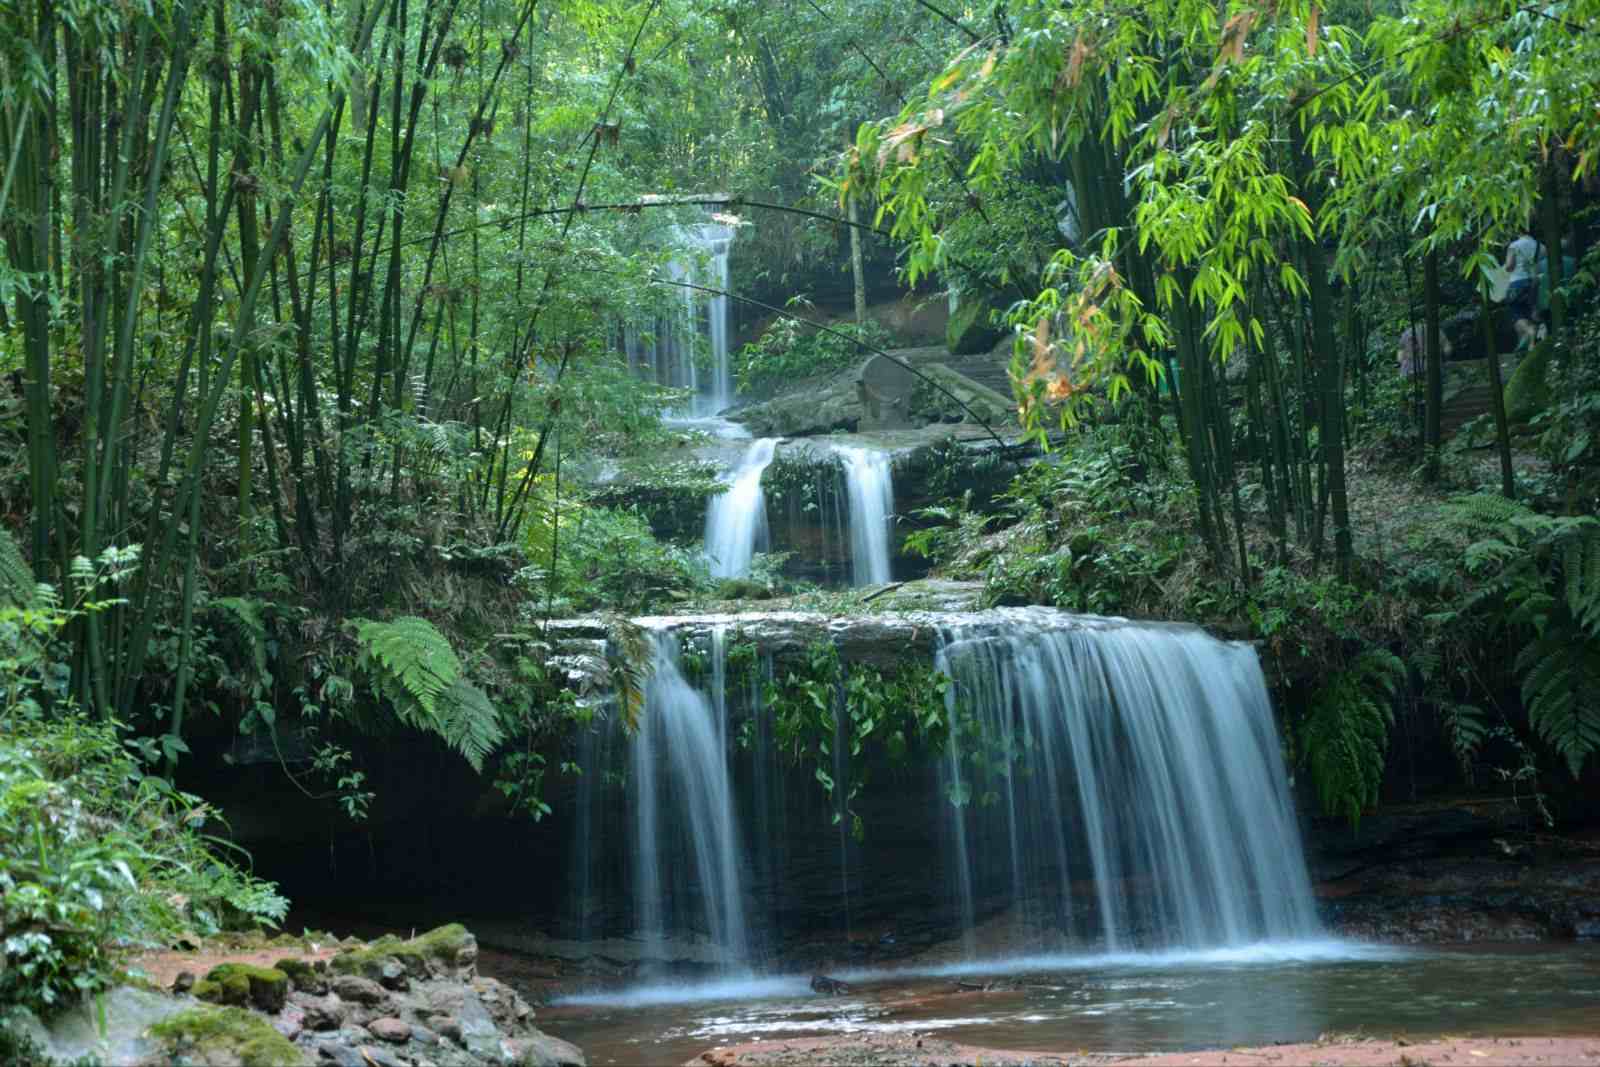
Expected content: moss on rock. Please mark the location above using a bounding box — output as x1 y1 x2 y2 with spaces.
148 1006 306 1067
331 922 477 982
195 964 288 1013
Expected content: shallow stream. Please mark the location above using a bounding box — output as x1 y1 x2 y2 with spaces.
539 942 1600 1065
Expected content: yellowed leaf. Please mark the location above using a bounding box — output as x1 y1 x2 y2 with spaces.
1307 4 1320 56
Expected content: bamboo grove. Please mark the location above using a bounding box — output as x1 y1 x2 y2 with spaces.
856 0 1600 579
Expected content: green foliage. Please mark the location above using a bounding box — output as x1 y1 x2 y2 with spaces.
734 318 893 398
348 616 503 772
1515 631 1600 779
0 715 287 1017
522 503 711 616
1436 493 1600 779
0 529 35 606
1299 650 1404 827
758 641 949 840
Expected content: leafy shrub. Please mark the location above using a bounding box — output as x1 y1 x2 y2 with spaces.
522 504 711 615
734 318 893 397
0 715 288 1016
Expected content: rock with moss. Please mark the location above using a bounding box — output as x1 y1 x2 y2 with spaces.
946 298 1005 355
194 963 289 1013
1504 340 1553 424
331 923 478 984
272 957 329 995
148 1005 308 1066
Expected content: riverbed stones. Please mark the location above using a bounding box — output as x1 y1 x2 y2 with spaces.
294 993 345 1031
369 1017 411 1043
509 1032 588 1067
331 973 394 1009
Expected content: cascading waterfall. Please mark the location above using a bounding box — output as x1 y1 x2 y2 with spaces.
624 222 733 415
629 630 750 965
837 446 894 586
936 617 1320 952
705 439 778 579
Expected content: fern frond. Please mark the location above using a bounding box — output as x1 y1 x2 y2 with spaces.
1560 522 1600 637
605 616 655 734
352 616 461 717
209 596 269 678
1440 702 1488 777
0 527 38 607
434 678 504 772
1515 627 1600 778
1301 654 1399 827
1443 492 1530 533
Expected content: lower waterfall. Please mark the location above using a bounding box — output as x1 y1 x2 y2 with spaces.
574 611 1319 972
937 619 1320 952
629 630 750 965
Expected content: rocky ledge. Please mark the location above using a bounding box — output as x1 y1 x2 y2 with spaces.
8 924 585 1067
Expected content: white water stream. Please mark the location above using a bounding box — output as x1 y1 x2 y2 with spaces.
704 438 778 579
836 446 894 586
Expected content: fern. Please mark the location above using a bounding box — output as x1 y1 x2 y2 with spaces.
1440 701 1489 778
1300 650 1403 827
434 677 504 773
208 596 269 679
1515 626 1600 778
352 616 461 718
605 616 654 734
1559 521 1600 637
0 527 38 607
350 616 505 771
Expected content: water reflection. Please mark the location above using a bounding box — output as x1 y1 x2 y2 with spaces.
542 944 1600 1067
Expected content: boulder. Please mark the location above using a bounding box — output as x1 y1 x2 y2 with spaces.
368 1016 411 1043
330 973 395 1010
856 354 918 430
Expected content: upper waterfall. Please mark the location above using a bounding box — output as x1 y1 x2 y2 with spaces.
623 221 733 415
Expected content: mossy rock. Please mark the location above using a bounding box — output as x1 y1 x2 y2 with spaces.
1504 341 1553 424
714 578 774 601
331 923 477 982
148 1006 307 1067
195 964 288 1013
946 299 1004 356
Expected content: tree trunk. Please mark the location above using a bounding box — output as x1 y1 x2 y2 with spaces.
1423 248 1444 483
1291 118 1353 579
1481 290 1516 500
849 196 867 327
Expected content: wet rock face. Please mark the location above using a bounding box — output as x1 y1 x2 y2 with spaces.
1308 802 1600 943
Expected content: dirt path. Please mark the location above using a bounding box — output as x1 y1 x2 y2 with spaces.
128 941 342 988
689 1034 1600 1067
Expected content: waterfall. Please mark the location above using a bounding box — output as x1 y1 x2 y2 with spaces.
837 446 894 586
626 221 733 415
629 630 750 965
705 439 778 579
936 618 1320 953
